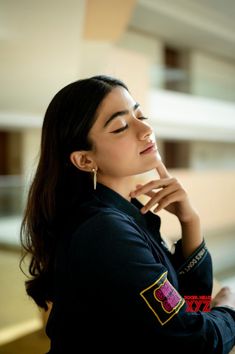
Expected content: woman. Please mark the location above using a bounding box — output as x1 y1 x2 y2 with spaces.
20 75 235 353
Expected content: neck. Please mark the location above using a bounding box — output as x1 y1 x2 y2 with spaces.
97 175 138 201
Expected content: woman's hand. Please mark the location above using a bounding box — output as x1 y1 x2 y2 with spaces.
211 286 235 310
130 160 198 223
130 159 203 258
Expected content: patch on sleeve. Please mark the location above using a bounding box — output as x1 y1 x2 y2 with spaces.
140 271 185 325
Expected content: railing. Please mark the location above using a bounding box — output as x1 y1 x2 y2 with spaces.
147 88 235 142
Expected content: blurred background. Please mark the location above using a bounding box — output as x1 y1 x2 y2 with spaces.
0 0 235 352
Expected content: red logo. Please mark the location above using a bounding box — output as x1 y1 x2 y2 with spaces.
184 295 211 312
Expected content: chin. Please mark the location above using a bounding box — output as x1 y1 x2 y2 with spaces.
148 158 162 171
156 150 162 161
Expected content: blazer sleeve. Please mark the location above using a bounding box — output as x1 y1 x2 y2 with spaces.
167 238 214 296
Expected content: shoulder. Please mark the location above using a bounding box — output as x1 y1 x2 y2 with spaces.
70 206 146 247
69 207 156 267
78 207 139 235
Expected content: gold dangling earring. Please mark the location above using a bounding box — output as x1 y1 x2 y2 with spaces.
92 168 97 190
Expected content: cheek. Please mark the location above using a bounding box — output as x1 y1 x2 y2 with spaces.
99 141 130 160
95 140 136 167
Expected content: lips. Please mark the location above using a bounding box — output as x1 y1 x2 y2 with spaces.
140 143 156 154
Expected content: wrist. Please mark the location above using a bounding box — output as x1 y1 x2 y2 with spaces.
179 211 200 225
212 304 235 312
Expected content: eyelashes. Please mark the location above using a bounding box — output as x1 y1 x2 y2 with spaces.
111 116 149 134
112 125 128 134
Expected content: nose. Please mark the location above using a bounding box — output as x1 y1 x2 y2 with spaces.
137 119 153 140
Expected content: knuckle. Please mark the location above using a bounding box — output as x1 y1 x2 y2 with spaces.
149 180 156 186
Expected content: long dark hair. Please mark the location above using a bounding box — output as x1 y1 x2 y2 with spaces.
20 75 128 310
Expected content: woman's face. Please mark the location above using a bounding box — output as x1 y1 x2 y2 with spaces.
89 86 162 180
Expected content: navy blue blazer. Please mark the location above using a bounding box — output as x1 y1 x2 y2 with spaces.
46 183 235 353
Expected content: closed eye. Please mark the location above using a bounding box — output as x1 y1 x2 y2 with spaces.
110 124 129 134
110 117 148 133
138 116 148 120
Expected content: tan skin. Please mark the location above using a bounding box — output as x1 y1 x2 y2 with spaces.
70 86 235 310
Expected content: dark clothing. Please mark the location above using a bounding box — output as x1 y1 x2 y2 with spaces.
46 183 235 353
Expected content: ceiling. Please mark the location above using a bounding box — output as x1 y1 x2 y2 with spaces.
129 0 235 61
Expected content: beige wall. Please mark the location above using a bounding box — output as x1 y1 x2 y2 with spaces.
80 41 151 110
105 46 150 110
80 28 162 110
1 0 86 115
117 29 165 89
83 0 136 41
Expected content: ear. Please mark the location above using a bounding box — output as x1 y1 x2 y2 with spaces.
70 151 96 172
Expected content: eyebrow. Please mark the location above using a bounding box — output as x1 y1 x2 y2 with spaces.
103 102 140 128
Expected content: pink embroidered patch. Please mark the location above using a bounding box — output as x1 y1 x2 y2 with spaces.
140 271 185 325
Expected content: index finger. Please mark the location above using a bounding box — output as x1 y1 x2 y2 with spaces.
156 160 171 179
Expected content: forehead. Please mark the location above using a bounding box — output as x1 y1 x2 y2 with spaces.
96 86 136 120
